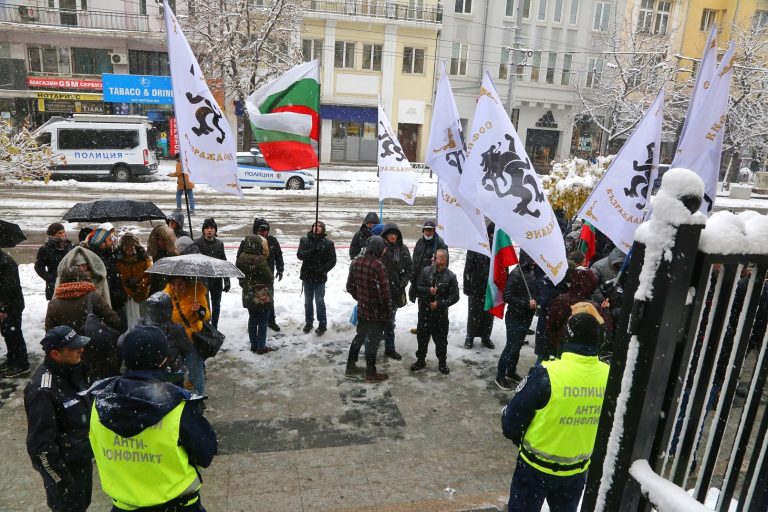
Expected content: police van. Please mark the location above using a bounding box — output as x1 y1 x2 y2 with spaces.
33 114 159 182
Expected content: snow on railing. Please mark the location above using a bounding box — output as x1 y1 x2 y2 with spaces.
698 210 768 255
629 460 711 512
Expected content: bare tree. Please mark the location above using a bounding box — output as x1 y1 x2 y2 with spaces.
0 123 63 184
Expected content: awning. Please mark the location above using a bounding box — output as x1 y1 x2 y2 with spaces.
320 104 377 123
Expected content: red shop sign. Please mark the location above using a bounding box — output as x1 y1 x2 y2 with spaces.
169 116 179 156
26 77 103 90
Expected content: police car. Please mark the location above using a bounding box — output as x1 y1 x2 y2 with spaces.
236 151 315 190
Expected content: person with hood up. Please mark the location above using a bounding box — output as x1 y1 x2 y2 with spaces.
545 266 612 356
236 235 275 354
194 218 230 329
147 224 178 295
496 252 538 390
169 155 196 213
87 326 217 512
0 245 29 378
175 236 200 256
379 223 412 360
138 292 190 384
590 247 625 303
409 219 447 304
35 222 74 301
349 212 380 260
411 249 460 375
166 212 190 239
297 221 336 335
87 222 126 320
115 233 152 330
501 308 609 512
24 326 92 511
463 223 496 350
345 235 392 383
250 218 284 331
56 245 111 307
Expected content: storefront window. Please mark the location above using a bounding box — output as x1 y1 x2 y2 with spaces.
72 48 112 75
331 120 377 163
28 45 71 75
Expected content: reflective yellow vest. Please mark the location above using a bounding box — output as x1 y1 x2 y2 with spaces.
519 352 610 476
90 401 200 510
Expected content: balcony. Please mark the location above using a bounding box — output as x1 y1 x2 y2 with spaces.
305 0 442 25
0 3 149 32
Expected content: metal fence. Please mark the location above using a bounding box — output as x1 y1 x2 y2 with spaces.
581 218 768 510
305 0 442 24
0 3 149 31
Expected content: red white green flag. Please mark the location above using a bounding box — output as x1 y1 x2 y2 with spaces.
579 220 597 265
485 228 519 319
246 60 319 171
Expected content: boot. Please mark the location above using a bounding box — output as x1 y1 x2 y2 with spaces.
464 337 474 349
345 361 360 379
480 338 495 349
385 350 402 360
438 362 450 375
410 359 426 372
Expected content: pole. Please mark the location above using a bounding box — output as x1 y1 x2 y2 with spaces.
518 264 533 301
180 169 193 236
315 164 320 227
506 0 524 122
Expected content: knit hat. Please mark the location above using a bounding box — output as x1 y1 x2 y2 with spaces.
41 326 90 353
253 218 270 233
88 228 110 248
371 224 385 236
97 222 114 233
564 311 604 346
47 222 65 236
202 218 218 234
422 220 436 230
78 227 93 243
365 235 386 257
122 326 170 370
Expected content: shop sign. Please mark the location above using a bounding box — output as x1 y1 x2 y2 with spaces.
102 74 173 105
169 116 179 155
38 99 104 113
36 92 102 101
27 76 103 90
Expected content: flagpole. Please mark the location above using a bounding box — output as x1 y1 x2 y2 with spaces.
377 164 383 222
518 264 533 301
315 84 322 228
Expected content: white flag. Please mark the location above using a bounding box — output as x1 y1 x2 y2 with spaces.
427 64 490 256
377 104 419 205
459 73 566 284
577 90 665 253
163 1 242 197
678 23 718 143
671 42 735 214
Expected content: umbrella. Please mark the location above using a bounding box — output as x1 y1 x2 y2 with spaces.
145 254 244 279
62 198 167 222
0 220 27 248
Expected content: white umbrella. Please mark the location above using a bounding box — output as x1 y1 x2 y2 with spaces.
145 254 244 301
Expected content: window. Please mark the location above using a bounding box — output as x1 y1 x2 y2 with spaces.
363 44 382 71
139 0 147 15
403 47 425 74
638 0 654 32
499 47 511 79
0 42 11 59
594 2 610 31
407 0 424 20
72 48 112 75
36 132 52 146
586 57 603 87
639 1 671 34
505 0 514 16
545 52 557 84
700 9 717 31
522 0 531 18
654 1 671 35
538 0 547 20
455 0 471 14
302 39 323 64
530 51 541 81
755 10 768 29
569 0 579 24
58 129 139 150
334 41 355 69
128 50 169 75
553 0 563 22
81 0 87 10
28 45 71 75
450 42 468 75
561 53 572 85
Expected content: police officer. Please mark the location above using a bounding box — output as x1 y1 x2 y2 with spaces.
88 326 217 511
501 306 609 512
24 326 92 512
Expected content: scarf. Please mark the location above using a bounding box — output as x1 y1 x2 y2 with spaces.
55 281 96 300
48 236 69 250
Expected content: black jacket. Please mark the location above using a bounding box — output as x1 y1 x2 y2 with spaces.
91 246 126 311
380 224 413 305
24 357 92 487
411 233 448 285
297 230 336 283
463 250 490 296
416 265 460 315
195 236 230 290
503 266 537 324
349 224 373 260
35 238 74 300
0 250 24 316
139 293 192 374
87 371 217 468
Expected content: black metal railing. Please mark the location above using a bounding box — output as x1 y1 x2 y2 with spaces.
581 199 768 510
305 0 442 24
0 3 149 31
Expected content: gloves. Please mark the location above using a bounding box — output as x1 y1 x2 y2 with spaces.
276 271 283 281
223 278 231 293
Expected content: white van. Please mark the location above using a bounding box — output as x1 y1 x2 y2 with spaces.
33 114 159 182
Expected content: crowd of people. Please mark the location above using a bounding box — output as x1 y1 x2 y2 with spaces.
0 208 634 511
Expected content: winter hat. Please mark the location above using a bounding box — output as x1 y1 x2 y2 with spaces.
175 236 196 254
363 212 380 224
47 222 65 236
253 218 270 233
202 218 218 234
371 223 385 236
97 222 115 233
78 227 93 243
570 301 605 325
122 326 170 370
88 228 110 248
422 220 437 230
564 311 604 346
41 326 90 353
365 235 386 257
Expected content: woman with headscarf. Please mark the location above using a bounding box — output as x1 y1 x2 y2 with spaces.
115 233 152 329
164 276 210 394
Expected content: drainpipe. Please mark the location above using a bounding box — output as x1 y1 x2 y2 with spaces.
478 0 491 82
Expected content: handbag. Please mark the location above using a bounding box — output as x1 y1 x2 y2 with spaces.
173 296 225 360
252 284 271 307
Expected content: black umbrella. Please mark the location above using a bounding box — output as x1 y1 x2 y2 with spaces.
0 220 26 248
62 199 167 222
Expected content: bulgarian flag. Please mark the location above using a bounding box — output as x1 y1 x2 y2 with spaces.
485 228 519 319
246 60 319 171
579 220 597 266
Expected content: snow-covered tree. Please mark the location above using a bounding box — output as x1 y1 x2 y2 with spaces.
542 156 613 219
0 123 62 184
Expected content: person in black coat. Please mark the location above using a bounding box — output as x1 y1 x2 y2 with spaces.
380 223 412 360
409 219 448 303
35 222 74 301
411 249 460 375
297 221 336 335
0 247 29 378
194 218 230 329
349 212 380 260
252 217 285 331
87 224 126 321
24 326 93 511
463 223 496 349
